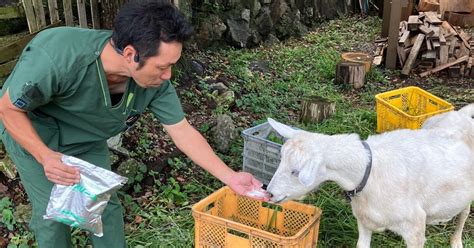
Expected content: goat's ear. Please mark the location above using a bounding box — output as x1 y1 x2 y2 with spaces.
298 164 318 187
267 118 297 139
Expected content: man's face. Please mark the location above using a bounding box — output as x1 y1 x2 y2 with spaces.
130 41 182 88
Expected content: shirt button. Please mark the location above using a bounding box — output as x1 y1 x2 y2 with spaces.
95 51 100 55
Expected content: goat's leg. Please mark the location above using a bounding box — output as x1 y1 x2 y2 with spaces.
450 205 470 248
356 221 372 248
397 215 426 248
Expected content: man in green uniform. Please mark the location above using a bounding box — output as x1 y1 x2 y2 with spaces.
0 1 269 247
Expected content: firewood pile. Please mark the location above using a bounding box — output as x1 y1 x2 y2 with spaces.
373 11 473 78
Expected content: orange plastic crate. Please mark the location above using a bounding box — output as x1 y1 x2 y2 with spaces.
192 186 322 247
375 86 453 133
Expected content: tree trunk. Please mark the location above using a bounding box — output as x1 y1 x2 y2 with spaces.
299 96 336 124
335 62 366 89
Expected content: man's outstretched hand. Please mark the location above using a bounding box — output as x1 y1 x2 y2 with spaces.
226 172 270 201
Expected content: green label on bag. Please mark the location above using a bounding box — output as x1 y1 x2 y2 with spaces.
72 184 97 201
60 209 86 224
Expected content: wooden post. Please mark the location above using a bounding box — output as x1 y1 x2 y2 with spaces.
77 0 88 28
336 62 366 89
22 0 38 32
33 0 46 28
48 0 60 24
299 96 336 124
382 0 391 37
63 0 74 26
90 0 100 29
386 0 402 69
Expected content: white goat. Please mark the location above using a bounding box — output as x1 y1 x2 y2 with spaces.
266 104 474 248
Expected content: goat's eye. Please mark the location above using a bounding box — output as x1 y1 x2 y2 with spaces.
291 170 299 176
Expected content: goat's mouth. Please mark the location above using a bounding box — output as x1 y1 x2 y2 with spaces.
270 195 287 204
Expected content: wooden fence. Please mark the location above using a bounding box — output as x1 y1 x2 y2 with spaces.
22 0 101 32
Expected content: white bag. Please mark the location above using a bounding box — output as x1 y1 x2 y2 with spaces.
43 155 128 237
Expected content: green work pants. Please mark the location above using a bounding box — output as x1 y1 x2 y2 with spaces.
2 134 126 248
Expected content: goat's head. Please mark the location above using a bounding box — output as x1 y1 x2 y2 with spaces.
266 118 328 203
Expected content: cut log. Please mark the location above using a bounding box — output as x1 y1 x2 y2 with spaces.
407 15 421 31
419 55 469 77
335 62 366 89
299 96 336 124
402 34 425 75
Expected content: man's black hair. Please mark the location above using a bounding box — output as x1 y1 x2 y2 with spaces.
111 0 193 67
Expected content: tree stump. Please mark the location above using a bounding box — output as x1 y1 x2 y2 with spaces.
335 62 366 89
299 96 336 124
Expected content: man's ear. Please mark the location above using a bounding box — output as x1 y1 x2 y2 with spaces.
298 163 319 187
267 118 298 139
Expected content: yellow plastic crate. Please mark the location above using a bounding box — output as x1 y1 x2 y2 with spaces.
192 186 322 247
375 86 453 132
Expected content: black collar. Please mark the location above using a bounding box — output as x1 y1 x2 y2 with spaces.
345 141 372 201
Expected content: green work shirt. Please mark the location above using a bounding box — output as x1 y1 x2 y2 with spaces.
1 27 184 155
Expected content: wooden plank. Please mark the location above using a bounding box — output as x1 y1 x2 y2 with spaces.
77 0 87 28
33 0 46 28
47 0 60 24
399 30 410 46
397 45 407 66
0 22 61 65
441 21 456 36
449 39 457 57
402 34 425 75
22 0 39 32
439 33 446 45
426 38 432 50
63 0 74 26
429 25 439 38
419 55 469 77
90 0 100 29
432 40 440 49
0 60 17 79
0 6 23 19
419 25 434 37
386 0 402 69
422 50 436 61
407 15 420 31
457 30 471 48
440 45 449 64
424 11 442 24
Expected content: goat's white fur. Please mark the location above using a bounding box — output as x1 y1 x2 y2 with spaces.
266 104 474 248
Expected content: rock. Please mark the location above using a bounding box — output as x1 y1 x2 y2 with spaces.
215 90 235 108
264 33 280 45
270 0 289 24
210 115 238 153
209 82 229 93
275 10 308 39
191 60 205 76
107 134 130 157
255 7 273 36
116 158 147 190
249 60 270 73
227 18 251 48
194 14 227 48
241 9 251 23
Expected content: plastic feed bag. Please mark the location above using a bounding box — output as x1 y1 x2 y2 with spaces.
43 155 128 237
